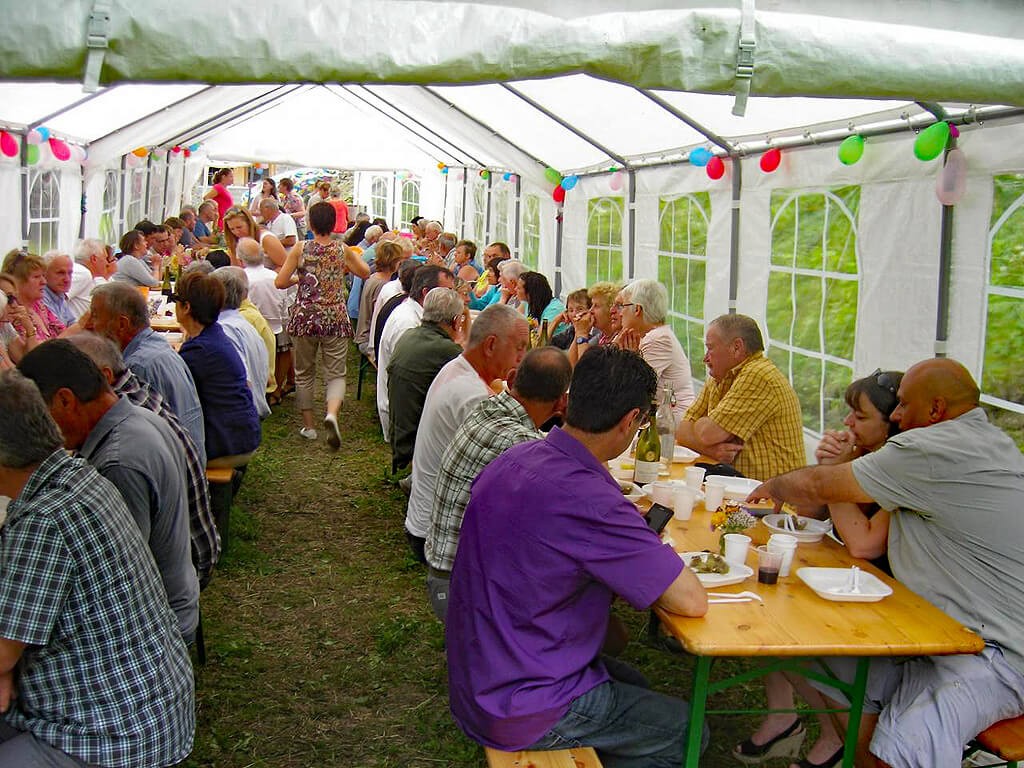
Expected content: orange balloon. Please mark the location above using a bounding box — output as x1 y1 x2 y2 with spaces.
132 147 149 157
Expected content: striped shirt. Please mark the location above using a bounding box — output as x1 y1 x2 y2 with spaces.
426 390 542 571
0 450 194 767
683 352 805 481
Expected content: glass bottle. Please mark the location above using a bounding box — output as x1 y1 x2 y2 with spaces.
656 385 676 469
160 266 172 297
633 405 661 485
538 318 550 347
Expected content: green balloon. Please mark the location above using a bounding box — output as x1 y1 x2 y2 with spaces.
544 167 562 185
914 121 950 162
838 135 865 165
26 144 39 165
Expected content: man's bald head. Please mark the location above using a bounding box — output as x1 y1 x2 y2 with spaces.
892 358 980 431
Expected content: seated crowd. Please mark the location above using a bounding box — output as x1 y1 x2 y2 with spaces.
1 186 1021 768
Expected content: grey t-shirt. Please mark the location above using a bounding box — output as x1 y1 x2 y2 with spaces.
852 408 1024 674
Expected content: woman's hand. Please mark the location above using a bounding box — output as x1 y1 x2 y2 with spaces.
815 429 858 465
613 327 641 352
572 308 594 337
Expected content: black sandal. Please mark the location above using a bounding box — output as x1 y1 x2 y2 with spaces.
795 745 845 768
732 718 805 764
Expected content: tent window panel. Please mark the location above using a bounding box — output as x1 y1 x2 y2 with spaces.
768 186 861 437
125 168 146 229
147 162 166 222
982 172 1024 448
28 171 61 255
658 194 710 380
99 170 120 245
400 179 420 229
586 197 623 285
493 187 511 245
522 195 540 269
451 178 464 240
371 176 388 219
472 181 487 243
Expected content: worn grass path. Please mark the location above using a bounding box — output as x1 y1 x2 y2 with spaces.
184 348 806 768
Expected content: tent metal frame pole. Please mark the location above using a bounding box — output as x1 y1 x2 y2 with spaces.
78 165 87 240
460 167 468 240
420 86 548 170
90 85 219 146
20 138 29 244
627 169 637 278
339 85 474 167
143 152 152 220
29 87 112 132
554 201 564 297
635 88 736 153
161 150 172 222
485 172 492 243
513 175 522 260
500 83 630 168
441 174 448 227
169 85 306 147
118 155 127 236
728 160 742 313
934 127 958 358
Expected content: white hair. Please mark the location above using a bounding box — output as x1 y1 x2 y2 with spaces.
236 237 262 266
42 250 72 267
73 238 106 266
499 259 527 281
421 287 464 325
467 303 523 349
622 278 669 324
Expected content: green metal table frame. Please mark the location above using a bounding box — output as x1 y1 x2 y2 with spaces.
684 655 870 767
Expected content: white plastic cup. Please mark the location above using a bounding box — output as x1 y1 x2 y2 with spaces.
684 466 707 491
704 479 726 511
768 533 798 577
723 533 752 566
650 481 675 507
672 486 696 521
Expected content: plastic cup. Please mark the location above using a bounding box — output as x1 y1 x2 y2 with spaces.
768 533 798 577
756 546 783 584
684 466 706 491
672 486 695 521
704 479 726 511
723 533 751 566
650 481 675 507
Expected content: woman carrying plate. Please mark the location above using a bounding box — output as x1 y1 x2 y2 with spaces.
734 369 903 768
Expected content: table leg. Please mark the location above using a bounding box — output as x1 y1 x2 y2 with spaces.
840 658 870 768
685 657 711 767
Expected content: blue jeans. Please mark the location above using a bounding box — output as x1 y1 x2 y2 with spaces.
524 658 708 767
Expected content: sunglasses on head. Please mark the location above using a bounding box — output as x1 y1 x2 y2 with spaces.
870 368 899 395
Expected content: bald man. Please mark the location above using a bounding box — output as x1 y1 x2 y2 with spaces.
748 358 1024 768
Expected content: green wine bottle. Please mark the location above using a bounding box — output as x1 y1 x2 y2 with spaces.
633 406 661 485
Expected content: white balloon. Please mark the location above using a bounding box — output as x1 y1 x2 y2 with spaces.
609 171 624 191
935 148 967 206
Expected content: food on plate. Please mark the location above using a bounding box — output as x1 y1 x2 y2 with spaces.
689 552 730 575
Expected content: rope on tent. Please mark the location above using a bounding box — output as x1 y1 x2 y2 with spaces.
83 0 112 93
732 0 757 117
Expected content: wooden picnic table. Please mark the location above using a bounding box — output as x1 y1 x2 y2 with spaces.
644 458 984 767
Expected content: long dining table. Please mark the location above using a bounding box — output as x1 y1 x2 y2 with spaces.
640 459 985 768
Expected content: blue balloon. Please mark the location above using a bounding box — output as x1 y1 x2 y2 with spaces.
36 126 51 141
560 174 579 191
689 147 712 167
502 172 511 181
441 167 449 174
188 143 200 152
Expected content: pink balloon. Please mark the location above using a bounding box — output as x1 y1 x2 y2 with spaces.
125 152 140 168
760 147 782 173
609 171 623 191
0 131 17 158
48 137 71 161
935 148 967 206
706 156 725 180
26 129 43 145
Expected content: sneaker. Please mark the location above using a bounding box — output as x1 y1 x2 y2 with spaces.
324 413 341 450
299 427 318 440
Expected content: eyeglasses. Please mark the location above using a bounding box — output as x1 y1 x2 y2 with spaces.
612 302 636 312
871 368 899 395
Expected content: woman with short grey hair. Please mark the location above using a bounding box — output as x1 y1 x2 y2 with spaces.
497 260 527 310
615 279 695 419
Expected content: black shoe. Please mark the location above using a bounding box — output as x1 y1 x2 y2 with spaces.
732 718 805 765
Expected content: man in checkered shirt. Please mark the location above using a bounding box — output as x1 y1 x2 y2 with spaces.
424 347 571 621
0 369 194 766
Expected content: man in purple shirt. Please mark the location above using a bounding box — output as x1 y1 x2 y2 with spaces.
446 345 708 766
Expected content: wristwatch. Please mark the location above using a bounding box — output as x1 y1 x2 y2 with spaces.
575 336 590 345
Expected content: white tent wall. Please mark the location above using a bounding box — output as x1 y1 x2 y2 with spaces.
0 164 21 250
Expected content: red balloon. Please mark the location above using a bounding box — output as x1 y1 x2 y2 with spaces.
760 147 782 173
0 131 17 158
552 185 566 203
706 156 725 180
183 148 191 158
172 146 182 153
48 137 71 161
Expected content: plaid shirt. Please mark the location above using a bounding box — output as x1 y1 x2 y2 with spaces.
683 351 806 480
425 390 541 571
0 450 194 767
115 369 220 585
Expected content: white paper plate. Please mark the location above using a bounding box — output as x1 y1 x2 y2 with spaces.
616 480 647 503
762 514 832 543
797 567 893 602
680 551 753 587
672 446 700 464
709 476 762 500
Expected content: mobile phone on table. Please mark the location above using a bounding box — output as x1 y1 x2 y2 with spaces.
644 503 673 535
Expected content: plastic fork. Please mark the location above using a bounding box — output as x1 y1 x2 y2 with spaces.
707 591 764 604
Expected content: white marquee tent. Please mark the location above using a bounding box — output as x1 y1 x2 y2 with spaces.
1 0 1022 447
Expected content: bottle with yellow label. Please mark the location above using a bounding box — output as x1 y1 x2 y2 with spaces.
633 406 661 485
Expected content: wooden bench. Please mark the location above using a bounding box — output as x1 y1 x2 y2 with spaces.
206 466 235 556
484 747 602 768
970 715 1024 767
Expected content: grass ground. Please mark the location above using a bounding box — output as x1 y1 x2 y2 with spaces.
184 347 816 768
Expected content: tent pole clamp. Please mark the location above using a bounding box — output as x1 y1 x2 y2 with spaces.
83 1 112 93
732 0 756 117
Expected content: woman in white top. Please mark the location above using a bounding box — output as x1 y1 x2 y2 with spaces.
248 178 278 218
613 278 695 419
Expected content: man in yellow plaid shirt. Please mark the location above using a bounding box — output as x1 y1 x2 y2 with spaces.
676 314 805 481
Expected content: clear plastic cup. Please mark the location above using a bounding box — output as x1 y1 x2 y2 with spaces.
756 546 783 584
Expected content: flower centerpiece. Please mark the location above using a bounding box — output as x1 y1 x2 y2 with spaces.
710 503 757 553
